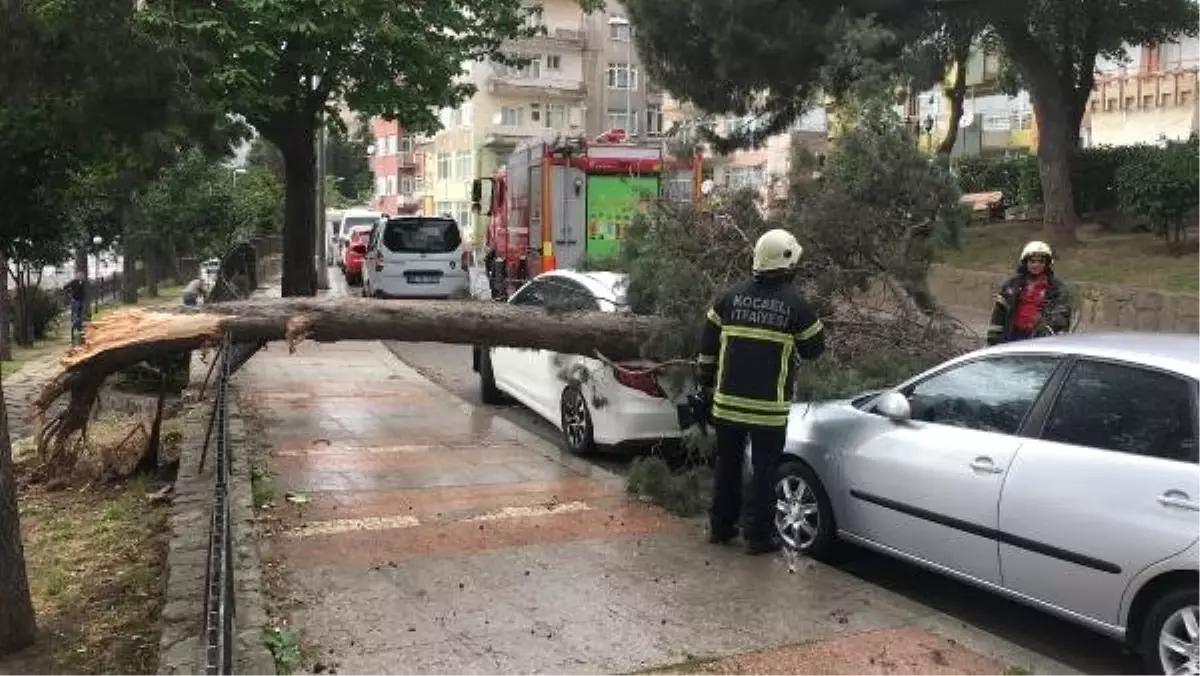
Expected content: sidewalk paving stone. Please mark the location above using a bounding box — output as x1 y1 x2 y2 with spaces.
237 336 1073 675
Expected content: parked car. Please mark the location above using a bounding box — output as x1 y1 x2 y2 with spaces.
333 208 382 269
340 224 375 286
776 332 1199 675
362 215 469 299
472 270 690 455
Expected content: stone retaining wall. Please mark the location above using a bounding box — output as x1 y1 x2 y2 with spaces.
928 263 1200 333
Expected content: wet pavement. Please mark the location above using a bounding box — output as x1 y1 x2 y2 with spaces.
237 329 1075 675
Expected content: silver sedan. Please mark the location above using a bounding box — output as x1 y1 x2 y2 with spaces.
776 333 1199 676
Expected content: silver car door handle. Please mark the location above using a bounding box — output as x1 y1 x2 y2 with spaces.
1157 490 1200 512
969 457 1005 474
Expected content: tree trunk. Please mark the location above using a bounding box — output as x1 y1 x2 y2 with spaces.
937 41 970 157
34 297 671 451
277 124 318 298
0 375 37 656
145 245 159 299
1031 100 1081 247
121 244 138 305
73 246 88 280
0 255 13 362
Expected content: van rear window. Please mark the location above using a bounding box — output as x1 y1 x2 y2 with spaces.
382 218 462 254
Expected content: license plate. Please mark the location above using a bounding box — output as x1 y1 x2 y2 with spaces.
408 274 439 285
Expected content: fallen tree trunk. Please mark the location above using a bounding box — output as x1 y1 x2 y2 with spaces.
34 297 673 464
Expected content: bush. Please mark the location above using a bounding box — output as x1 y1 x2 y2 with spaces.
1115 140 1199 252
13 286 64 344
952 144 1184 215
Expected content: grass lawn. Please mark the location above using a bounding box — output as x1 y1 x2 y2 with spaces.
0 474 170 674
935 221 1199 294
0 284 184 378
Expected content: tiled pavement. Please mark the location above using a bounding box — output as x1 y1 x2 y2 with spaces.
236 335 1071 675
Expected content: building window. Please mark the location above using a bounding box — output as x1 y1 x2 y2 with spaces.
608 19 631 42
452 108 463 126
1105 98 1117 111
385 176 397 195
1180 90 1193 105
546 103 567 128
727 165 766 190
606 63 638 90
646 103 663 136
1124 96 1135 109
399 175 415 194
376 177 387 197
400 135 413 153
606 109 639 134
1142 94 1155 109
455 151 471 179
462 102 474 126
437 152 450 179
1161 92 1174 106
1089 100 1098 113
414 174 425 192
500 106 522 126
546 55 561 70
375 139 386 156
530 103 542 123
501 56 541 79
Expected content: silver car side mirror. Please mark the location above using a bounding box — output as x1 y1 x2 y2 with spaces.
874 392 912 421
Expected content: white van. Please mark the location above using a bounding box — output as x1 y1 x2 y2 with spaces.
363 215 470 298
333 208 383 269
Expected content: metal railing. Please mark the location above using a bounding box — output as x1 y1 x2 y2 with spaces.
201 332 234 675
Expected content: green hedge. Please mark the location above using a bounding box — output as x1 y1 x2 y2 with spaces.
953 143 1190 214
1115 140 1199 249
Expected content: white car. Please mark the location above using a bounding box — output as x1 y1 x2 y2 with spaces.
473 270 689 454
362 215 469 298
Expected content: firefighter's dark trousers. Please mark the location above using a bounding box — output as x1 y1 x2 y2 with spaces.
711 422 786 545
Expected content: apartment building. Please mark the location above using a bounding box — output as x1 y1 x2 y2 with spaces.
1085 36 1199 146
661 93 829 202
367 118 420 215
581 0 666 141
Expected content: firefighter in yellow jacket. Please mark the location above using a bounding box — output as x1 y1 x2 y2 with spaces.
694 229 826 555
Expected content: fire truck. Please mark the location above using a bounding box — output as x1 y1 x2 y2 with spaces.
470 129 703 299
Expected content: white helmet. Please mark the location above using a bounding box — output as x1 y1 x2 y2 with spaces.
1019 240 1053 263
753 229 803 273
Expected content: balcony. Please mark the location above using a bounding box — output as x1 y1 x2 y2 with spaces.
396 152 417 168
482 124 556 150
486 73 586 99
513 26 587 50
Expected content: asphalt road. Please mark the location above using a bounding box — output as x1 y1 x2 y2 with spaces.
383 337 1141 676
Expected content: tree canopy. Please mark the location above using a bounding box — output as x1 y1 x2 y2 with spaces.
142 0 544 296
625 0 1198 245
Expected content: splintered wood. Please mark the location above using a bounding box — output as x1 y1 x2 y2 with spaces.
61 309 225 367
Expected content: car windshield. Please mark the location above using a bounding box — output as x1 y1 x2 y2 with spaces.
382 218 461 254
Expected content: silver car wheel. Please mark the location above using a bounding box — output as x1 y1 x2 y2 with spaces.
774 474 820 550
1159 604 1200 676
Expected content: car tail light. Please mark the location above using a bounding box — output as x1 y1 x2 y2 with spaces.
612 364 666 398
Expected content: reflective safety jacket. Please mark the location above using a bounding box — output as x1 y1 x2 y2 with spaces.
697 277 826 428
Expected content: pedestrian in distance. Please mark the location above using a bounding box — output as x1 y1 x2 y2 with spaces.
181 277 205 307
985 240 1072 345
63 271 86 346
692 228 826 555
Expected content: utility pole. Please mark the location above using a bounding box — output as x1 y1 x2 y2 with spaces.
315 117 330 290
